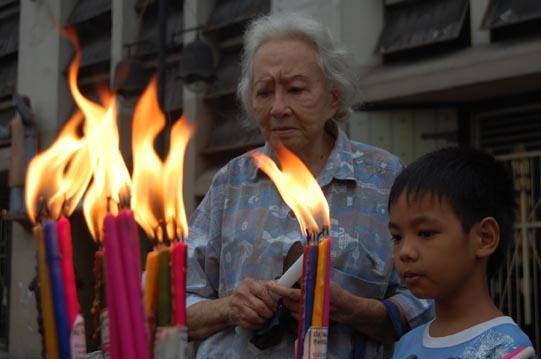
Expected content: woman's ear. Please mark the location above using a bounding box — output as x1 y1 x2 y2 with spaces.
330 88 341 111
474 217 500 258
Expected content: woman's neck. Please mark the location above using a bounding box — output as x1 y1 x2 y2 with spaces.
296 130 335 177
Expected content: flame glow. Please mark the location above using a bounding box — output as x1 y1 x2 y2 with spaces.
131 78 194 241
251 143 330 235
26 27 130 240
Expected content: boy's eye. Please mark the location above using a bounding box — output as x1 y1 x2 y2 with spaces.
418 230 436 239
390 234 402 243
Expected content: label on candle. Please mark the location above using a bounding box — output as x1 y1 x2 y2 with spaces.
70 314 87 359
303 327 328 359
154 326 187 359
100 309 110 359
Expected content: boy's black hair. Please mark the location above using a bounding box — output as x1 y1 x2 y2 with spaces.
388 146 516 279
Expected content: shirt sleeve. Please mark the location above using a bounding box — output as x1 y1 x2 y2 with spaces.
186 168 227 307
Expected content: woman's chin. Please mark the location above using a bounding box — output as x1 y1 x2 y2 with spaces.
270 136 303 153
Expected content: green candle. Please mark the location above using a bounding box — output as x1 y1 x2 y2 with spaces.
157 247 172 326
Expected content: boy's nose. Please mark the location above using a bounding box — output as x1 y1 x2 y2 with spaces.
397 239 418 262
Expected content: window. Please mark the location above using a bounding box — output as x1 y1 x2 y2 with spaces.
379 0 470 63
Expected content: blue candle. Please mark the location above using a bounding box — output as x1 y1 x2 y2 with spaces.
44 220 71 359
301 243 318 349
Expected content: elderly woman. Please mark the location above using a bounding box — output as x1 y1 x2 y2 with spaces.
186 13 431 358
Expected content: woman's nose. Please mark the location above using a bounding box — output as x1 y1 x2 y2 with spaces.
270 91 290 119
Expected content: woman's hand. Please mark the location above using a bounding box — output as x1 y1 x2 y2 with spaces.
328 282 354 324
227 277 278 330
267 281 301 320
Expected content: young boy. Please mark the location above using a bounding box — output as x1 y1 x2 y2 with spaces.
389 147 538 359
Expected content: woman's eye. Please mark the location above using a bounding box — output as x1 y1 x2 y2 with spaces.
256 90 271 98
288 87 304 94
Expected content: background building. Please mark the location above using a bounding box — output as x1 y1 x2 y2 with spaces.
0 0 539 356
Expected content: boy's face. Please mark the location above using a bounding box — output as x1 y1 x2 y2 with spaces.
389 192 478 300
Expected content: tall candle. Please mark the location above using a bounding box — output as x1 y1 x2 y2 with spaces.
312 238 329 327
302 243 318 338
57 217 80 330
35 226 59 359
322 238 331 327
116 210 148 358
144 251 158 323
171 241 187 326
103 213 134 359
156 248 171 326
296 245 309 359
44 220 71 359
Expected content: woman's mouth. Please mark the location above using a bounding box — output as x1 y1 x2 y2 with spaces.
271 127 298 137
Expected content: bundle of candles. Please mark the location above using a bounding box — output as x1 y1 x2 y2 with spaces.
24 29 192 359
32 214 87 359
131 78 193 358
251 143 332 359
296 230 331 359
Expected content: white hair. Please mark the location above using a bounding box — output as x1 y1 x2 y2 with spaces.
237 13 360 122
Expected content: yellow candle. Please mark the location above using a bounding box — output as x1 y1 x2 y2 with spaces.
311 237 329 327
144 251 159 321
35 226 59 358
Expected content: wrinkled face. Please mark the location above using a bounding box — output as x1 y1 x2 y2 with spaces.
389 192 478 301
251 38 339 154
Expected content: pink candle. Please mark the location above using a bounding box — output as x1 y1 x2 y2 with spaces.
103 213 134 359
56 216 80 330
171 241 187 326
116 209 149 358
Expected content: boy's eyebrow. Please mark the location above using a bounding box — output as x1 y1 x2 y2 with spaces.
388 216 441 229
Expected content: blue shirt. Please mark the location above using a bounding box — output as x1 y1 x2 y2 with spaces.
186 124 432 358
393 316 538 359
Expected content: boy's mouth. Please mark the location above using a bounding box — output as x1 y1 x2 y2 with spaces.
402 271 423 285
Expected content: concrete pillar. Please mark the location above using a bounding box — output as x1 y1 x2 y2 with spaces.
12 0 75 355
183 0 215 215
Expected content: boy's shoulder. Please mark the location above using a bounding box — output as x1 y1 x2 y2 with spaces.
393 316 538 359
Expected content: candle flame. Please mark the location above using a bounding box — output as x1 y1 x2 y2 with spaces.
25 111 91 223
131 78 194 241
251 143 330 235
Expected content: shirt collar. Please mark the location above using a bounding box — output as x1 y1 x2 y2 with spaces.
249 121 357 186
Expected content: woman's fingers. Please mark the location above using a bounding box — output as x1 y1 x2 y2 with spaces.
228 277 278 329
267 281 301 317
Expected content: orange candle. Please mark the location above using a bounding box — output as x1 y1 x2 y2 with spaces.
144 251 158 323
312 237 329 327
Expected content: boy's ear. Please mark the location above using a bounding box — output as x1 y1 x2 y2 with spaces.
474 217 500 258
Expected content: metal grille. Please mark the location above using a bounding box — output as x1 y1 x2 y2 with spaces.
477 104 541 156
490 150 541 351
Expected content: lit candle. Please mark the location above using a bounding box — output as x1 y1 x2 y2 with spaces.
312 237 329 327
302 242 318 337
156 247 171 326
322 238 331 328
56 216 80 330
116 209 148 358
171 241 187 326
144 250 158 327
296 245 309 359
103 213 134 359
44 220 70 359
35 226 59 358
